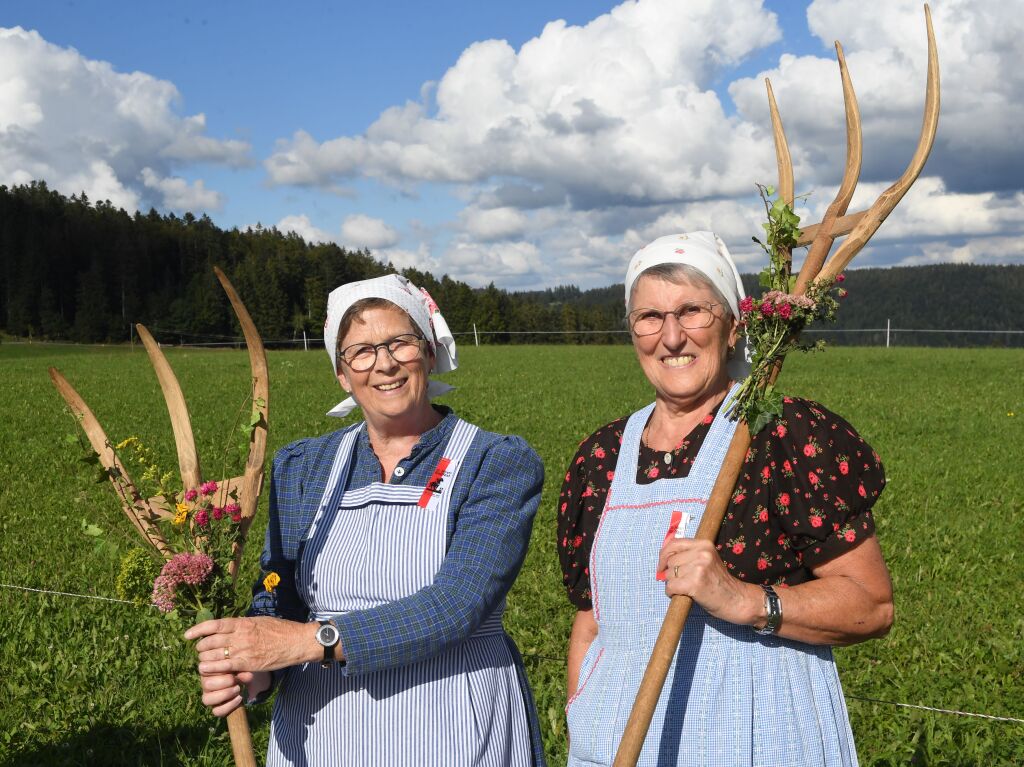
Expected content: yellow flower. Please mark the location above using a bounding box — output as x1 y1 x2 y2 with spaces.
115 436 138 450
263 572 281 592
173 503 189 526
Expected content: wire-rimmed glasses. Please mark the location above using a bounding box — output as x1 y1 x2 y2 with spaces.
627 301 720 337
339 334 425 371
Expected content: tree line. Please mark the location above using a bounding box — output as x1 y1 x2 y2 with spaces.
1 181 1021 347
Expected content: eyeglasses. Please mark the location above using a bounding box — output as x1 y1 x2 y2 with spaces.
339 334 425 372
627 301 720 337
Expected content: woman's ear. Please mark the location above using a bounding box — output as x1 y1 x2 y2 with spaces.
336 366 352 394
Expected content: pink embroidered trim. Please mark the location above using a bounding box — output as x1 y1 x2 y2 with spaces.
565 647 605 711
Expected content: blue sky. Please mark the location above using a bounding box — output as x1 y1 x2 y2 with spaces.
2 1 1021 289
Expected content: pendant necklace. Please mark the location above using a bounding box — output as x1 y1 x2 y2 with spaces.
642 424 674 466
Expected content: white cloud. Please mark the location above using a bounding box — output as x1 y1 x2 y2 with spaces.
341 214 400 249
276 214 335 245
0 26 249 213
262 0 1023 288
141 167 222 212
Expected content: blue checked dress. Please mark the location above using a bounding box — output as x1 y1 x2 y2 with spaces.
566 388 859 767
255 412 544 766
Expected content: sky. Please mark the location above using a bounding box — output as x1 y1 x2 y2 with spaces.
2 0 1022 290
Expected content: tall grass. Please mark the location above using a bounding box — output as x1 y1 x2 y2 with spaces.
1 344 1021 765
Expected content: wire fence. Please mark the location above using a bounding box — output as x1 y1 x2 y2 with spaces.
3 581 1023 726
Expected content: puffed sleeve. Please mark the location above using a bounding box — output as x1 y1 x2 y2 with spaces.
333 435 544 676
760 398 886 570
557 419 626 609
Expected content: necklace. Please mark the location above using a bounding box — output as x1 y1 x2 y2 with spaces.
642 424 674 466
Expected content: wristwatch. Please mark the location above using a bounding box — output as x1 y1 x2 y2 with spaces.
315 619 341 668
753 584 783 636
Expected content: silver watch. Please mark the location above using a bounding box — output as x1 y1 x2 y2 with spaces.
315 619 340 668
753 584 782 635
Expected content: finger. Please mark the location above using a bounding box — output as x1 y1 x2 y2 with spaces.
198 672 239 693
198 659 236 675
202 683 242 708
199 647 241 665
210 694 244 718
657 538 696 568
184 618 228 641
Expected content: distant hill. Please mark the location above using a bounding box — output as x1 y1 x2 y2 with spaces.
1 181 1021 347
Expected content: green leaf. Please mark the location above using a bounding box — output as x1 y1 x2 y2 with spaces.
765 185 775 196
248 410 261 427
194 608 214 625
81 519 104 537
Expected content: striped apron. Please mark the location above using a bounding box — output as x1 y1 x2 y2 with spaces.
567 387 858 766
266 419 532 767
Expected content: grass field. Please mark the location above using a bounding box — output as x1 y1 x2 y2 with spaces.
1 343 1022 766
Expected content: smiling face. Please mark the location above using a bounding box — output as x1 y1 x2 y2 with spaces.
335 304 435 423
629 274 738 410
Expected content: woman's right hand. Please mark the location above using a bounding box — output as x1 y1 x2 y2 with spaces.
198 670 271 717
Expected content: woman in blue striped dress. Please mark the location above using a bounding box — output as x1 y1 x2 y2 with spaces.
559 232 894 766
185 274 546 766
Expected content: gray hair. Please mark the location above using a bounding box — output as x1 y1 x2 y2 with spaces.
626 263 734 320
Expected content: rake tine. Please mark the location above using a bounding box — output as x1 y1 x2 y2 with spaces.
134 323 203 490
794 41 862 293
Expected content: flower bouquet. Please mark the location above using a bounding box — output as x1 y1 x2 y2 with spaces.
730 184 847 434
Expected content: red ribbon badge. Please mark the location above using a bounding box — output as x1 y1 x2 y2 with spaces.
417 457 451 508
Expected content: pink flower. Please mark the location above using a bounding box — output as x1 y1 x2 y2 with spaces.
810 516 823 528
778 493 791 507
575 456 585 464
760 301 775 317
758 509 769 522
838 461 849 475
200 481 219 495
757 558 768 571
844 529 857 542
573 535 583 548
152 575 177 612
782 460 792 472
836 273 846 283
838 288 848 299
225 503 242 523
808 472 819 485
857 484 867 498
739 296 755 313
212 506 225 521
194 508 210 528
606 471 615 481
777 303 792 320
775 424 787 438
594 447 606 459
732 542 745 555
184 489 198 502
161 552 214 586
803 443 816 457
647 466 660 479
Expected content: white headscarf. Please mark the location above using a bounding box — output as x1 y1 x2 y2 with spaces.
624 231 752 380
323 274 458 417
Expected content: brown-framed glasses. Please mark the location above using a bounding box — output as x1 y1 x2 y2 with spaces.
627 301 720 337
339 334 425 372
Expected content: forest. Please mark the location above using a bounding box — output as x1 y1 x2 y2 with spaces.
1 181 1021 347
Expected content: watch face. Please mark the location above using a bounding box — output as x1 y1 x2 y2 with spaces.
316 623 339 647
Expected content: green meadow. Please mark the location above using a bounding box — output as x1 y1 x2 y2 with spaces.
1 343 1022 766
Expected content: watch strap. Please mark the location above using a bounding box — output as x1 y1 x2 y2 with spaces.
753 584 782 635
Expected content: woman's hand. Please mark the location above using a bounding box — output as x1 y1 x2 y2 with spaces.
196 670 272 717
184 616 321 676
658 538 763 626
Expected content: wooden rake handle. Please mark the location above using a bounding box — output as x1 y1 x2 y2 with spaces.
612 422 752 766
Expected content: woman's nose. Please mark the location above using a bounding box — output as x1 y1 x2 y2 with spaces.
659 313 688 348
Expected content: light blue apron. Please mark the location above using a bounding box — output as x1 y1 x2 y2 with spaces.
567 388 858 766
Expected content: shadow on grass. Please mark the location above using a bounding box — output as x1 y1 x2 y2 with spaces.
3 709 273 767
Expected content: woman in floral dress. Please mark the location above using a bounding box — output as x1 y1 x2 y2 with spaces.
559 232 893 766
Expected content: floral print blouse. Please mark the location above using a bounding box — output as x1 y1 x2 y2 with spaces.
557 397 886 610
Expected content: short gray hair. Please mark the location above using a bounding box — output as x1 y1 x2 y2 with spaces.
626 263 734 319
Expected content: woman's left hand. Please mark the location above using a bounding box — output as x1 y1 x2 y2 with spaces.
184 616 318 675
658 538 761 626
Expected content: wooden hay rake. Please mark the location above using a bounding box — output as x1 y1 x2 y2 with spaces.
50 267 267 767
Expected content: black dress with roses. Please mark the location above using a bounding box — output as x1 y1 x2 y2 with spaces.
557 396 886 609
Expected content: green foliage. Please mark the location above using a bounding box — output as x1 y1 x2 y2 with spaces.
116 549 161 606
2 344 1023 765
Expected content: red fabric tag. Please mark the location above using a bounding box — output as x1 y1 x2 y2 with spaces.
655 510 683 581
417 457 451 508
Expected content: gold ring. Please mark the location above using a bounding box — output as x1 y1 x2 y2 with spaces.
673 565 679 579
223 647 231 660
